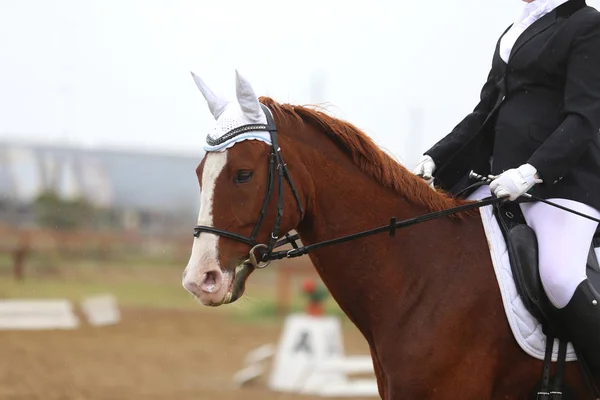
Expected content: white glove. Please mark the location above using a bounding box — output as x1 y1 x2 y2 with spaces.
488 163 542 201
413 155 436 181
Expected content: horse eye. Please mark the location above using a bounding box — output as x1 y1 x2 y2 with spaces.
235 170 253 184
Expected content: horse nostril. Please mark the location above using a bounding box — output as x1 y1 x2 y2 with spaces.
182 268 188 280
183 280 202 297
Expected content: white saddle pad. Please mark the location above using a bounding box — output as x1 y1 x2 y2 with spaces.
466 186 578 362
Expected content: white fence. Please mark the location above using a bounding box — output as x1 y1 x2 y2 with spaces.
234 313 380 397
0 294 120 330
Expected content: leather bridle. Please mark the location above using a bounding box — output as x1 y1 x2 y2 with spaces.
193 104 304 268
192 104 524 269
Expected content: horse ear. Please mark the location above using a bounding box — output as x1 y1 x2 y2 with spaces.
235 70 262 122
190 71 228 119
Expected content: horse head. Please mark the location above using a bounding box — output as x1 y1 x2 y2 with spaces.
182 71 304 306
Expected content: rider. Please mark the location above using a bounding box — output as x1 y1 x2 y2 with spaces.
413 0 600 372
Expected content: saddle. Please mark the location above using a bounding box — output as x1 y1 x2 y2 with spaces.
493 196 600 399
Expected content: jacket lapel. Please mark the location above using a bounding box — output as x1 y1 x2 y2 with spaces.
493 26 512 70
508 10 558 62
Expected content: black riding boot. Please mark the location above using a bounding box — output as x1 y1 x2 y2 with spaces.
558 279 600 373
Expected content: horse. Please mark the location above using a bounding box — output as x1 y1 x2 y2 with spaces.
181 70 596 399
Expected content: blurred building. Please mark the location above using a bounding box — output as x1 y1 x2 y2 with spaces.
0 140 202 235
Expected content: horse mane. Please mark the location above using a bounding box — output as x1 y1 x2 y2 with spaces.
258 96 473 217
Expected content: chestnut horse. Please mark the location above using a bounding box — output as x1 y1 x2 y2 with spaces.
182 71 594 399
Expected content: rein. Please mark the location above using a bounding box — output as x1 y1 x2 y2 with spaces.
192 104 599 269
266 195 503 261
192 102 506 267
271 173 600 261
469 171 600 224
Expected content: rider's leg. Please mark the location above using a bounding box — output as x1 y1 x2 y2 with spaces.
519 198 599 308
519 198 600 370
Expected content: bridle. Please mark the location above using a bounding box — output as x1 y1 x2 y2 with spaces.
193 103 600 270
191 103 507 269
193 103 305 268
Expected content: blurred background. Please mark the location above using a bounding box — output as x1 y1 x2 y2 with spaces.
2 0 598 399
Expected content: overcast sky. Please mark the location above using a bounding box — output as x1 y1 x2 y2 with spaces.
2 0 598 168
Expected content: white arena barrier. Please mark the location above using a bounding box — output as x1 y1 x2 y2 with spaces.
0 299 79 330
268 313 379 397
233 312 379 397
80 294 121 326
233 343 276 387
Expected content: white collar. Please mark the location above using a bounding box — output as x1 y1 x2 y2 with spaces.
499 0 569 63
514 0 569 23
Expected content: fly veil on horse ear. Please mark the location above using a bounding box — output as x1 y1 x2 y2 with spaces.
190 70 304 268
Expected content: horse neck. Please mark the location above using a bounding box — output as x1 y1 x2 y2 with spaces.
297 151 427 249
286 130 486 342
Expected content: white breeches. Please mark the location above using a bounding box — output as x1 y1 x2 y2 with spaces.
469 185 600 309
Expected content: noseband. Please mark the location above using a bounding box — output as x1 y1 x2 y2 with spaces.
193 104 304 268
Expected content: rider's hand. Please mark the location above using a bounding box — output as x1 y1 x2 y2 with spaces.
413 155 436 182
488 163 542 201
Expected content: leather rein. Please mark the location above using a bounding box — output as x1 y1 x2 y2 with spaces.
193 104 506 269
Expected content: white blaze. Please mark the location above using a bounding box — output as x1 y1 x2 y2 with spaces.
184 70 266 301
183 151 228 287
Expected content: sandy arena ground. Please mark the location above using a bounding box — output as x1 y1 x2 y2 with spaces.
0 307 376 400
